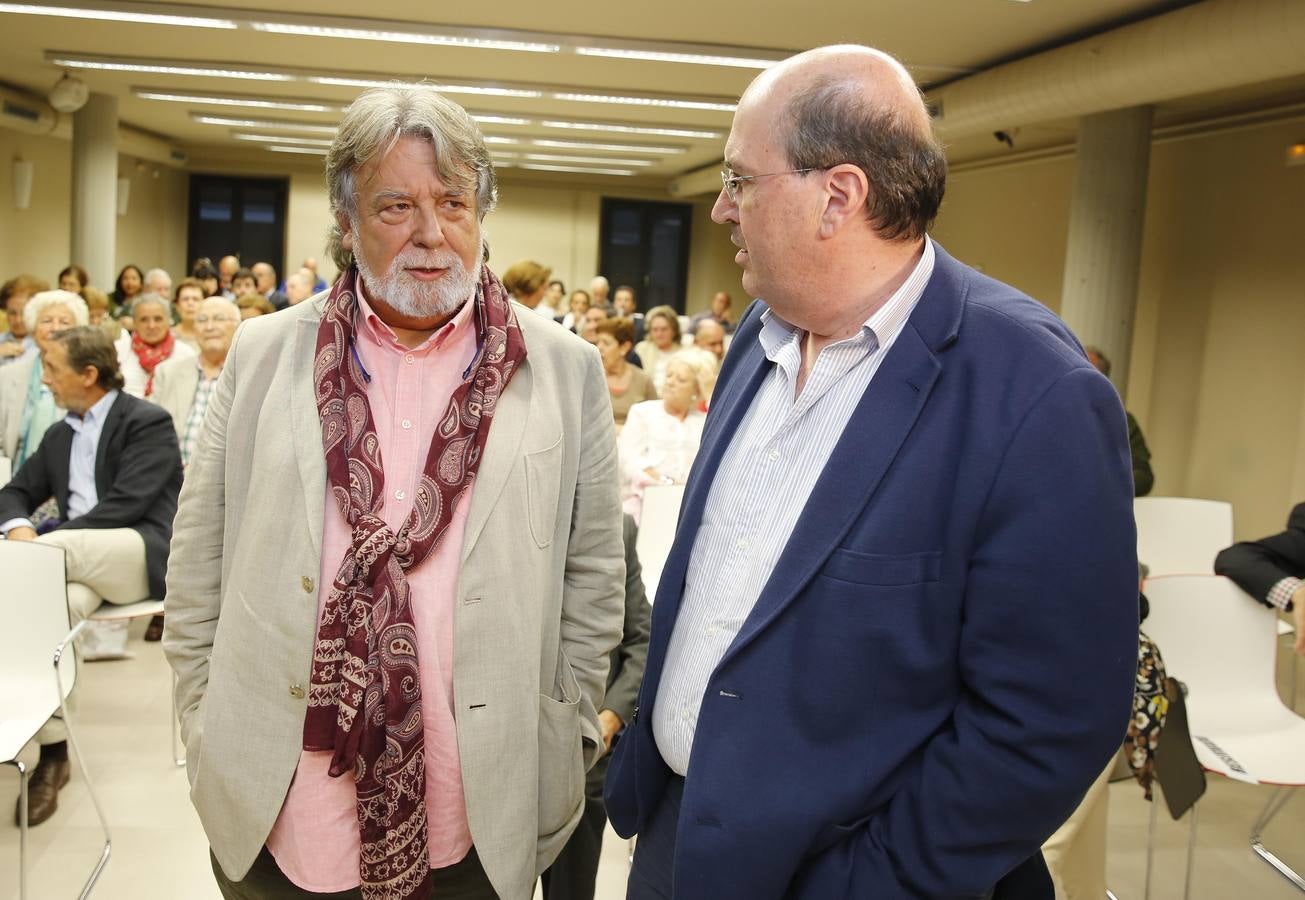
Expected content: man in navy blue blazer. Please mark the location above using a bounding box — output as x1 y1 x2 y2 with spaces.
605 45 1139 899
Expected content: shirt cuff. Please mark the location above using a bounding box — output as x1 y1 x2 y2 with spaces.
0 517 35 535
1266 576 1301 611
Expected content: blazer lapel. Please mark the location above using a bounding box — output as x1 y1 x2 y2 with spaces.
459 361 531 564
290 316 327 556
93 392 127 496
47 424 73 517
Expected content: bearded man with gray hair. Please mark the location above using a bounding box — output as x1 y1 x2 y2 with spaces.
164 86 624 900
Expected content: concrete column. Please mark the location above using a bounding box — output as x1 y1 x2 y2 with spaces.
1059 105 1153 394
70 93 119 290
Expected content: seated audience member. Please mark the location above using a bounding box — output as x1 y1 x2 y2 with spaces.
282 271 315 306
502 259 559 319
116 294 197 398
230 267 258 299
690 290 736 334
0 325 182 826
236 293 276 319
58 265 89 294
589 275 611 310
252 262 289 309
172 278 205 350
580 305 609 343
546 279 566 312
692 318 726 363
192 260 221 298
618 356 706 522
542 512 651 900
299 255 328 292
597 318 657 429
1214 503 1305 654
0 290 86 465
217 255 240 295
613 285 645 342
144 267 173 301
678 343 721 410
1 275 47 365
633 305 683 392
562 289 591 332
111 264 144 326
1085 345 1153 496
81 288 121 340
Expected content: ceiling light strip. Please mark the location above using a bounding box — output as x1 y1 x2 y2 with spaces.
251 22 558 53
518 163 637 176
531 139 684 154
53 56 290 81
233 133 335 146
553 92 735 112
521 153 654 166
267 145 328 155
539 120 722 139
0 2 235 28
192 113 339 133
574 47 777 69
309 76 542 99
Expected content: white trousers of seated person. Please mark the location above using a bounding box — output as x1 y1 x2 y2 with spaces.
34 527 149 745
1042 761 1112 900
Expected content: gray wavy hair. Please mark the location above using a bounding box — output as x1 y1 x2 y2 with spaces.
130 293 172 319
24 290 90 332
325 86 497 270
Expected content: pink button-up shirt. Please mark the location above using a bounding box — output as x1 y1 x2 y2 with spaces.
267 294 479 891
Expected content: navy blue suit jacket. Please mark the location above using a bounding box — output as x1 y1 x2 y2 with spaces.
605 243 1139 899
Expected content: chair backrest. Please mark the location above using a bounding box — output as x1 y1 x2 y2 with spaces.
1142 574 1277 707
0 454 11 484
636 483 685 605
1134 496 1233 576
0 541 76 714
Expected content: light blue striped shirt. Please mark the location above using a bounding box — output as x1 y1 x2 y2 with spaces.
652 240 936 775
65 390 119 520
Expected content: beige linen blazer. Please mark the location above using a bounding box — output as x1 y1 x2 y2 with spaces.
163 294 625 899
149 353 201 438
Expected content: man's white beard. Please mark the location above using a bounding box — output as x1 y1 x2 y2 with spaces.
352 228 481 319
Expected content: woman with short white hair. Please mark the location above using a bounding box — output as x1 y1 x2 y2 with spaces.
115 293 195 398
618 355 708 523
0 290 89 465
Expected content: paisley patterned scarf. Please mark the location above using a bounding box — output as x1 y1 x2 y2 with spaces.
303 262 525 899
130 329 175 397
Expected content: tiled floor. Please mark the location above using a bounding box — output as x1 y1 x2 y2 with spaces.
2 617 1302 899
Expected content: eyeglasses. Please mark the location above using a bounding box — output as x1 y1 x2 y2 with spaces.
195 315 237 325
720 166 819 203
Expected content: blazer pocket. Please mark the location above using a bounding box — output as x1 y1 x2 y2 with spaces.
537 652 583 837
524 434 564 549
819 548 942 587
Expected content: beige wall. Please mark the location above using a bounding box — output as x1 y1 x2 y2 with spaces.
934 119 1305 540
0 127 188 289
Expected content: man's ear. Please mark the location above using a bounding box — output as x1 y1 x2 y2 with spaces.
80 365 100 389
335 211 354 253
818 164 870 239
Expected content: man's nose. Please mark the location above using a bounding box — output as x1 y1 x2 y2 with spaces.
710 188 737 225
410 205 446 247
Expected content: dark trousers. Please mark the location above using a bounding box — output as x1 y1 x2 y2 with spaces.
540 756 610 900
211 845 498 900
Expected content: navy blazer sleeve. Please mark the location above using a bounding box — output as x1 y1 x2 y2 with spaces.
0 427 60 524
1214 503 1305 607
792 367 1138 898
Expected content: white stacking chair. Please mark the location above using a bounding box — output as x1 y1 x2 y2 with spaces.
0 541 111 900
1134 496 1233 577
1142 574 1305 894
635 483 685 605
0 454 12 484
87 598 184 766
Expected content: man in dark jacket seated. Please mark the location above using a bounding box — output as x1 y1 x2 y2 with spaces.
0 325 182 826
1215 503 1305 655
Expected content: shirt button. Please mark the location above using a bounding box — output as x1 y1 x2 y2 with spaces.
395 489 406 501
301 576 314 593
768 449 780 461
681 708 690 721
289 684 305 699
401 419 412 430
707 625 717 636
404 353 415 364
735 538 749 551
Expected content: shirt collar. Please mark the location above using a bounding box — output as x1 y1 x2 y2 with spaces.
758 237 936 362
356 286 477 355
66 389 119 433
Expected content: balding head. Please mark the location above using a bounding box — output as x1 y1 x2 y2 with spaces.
694 319 726 360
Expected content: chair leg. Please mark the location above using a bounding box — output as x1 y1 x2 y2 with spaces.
1250 789 1304 892
54 626 112 899
1144 790 1159 900
4 759 29 900
1183 802 1199 900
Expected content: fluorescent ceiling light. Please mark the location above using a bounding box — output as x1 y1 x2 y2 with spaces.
53 56 290 81
553 92 735 112
233 133 335 146
522 153 654 167
471 114 530 126
135 89 334 112
532 139 683 154
482 136 520 145
575 47 777 69
0 3 235 28
192 113 338 133
539 119 721 140
251 22 558 53
519 163 637 176
268 145 328 155
310 76 541 98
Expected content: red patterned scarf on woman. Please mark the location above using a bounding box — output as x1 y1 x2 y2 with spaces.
130 329 175 397
303 262 526 900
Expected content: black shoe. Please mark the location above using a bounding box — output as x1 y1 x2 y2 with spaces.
15 757 70 827
144 614 165 642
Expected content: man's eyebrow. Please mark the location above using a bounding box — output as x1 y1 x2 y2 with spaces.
370 189 414 206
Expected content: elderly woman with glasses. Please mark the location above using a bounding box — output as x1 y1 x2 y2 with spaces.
633 305 684 394
0 290 89 467
115 293 196 398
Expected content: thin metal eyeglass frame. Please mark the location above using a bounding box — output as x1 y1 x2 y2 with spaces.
720 166 819 202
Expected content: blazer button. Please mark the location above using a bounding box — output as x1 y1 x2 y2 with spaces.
301 576 314 593
289 684 305 699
